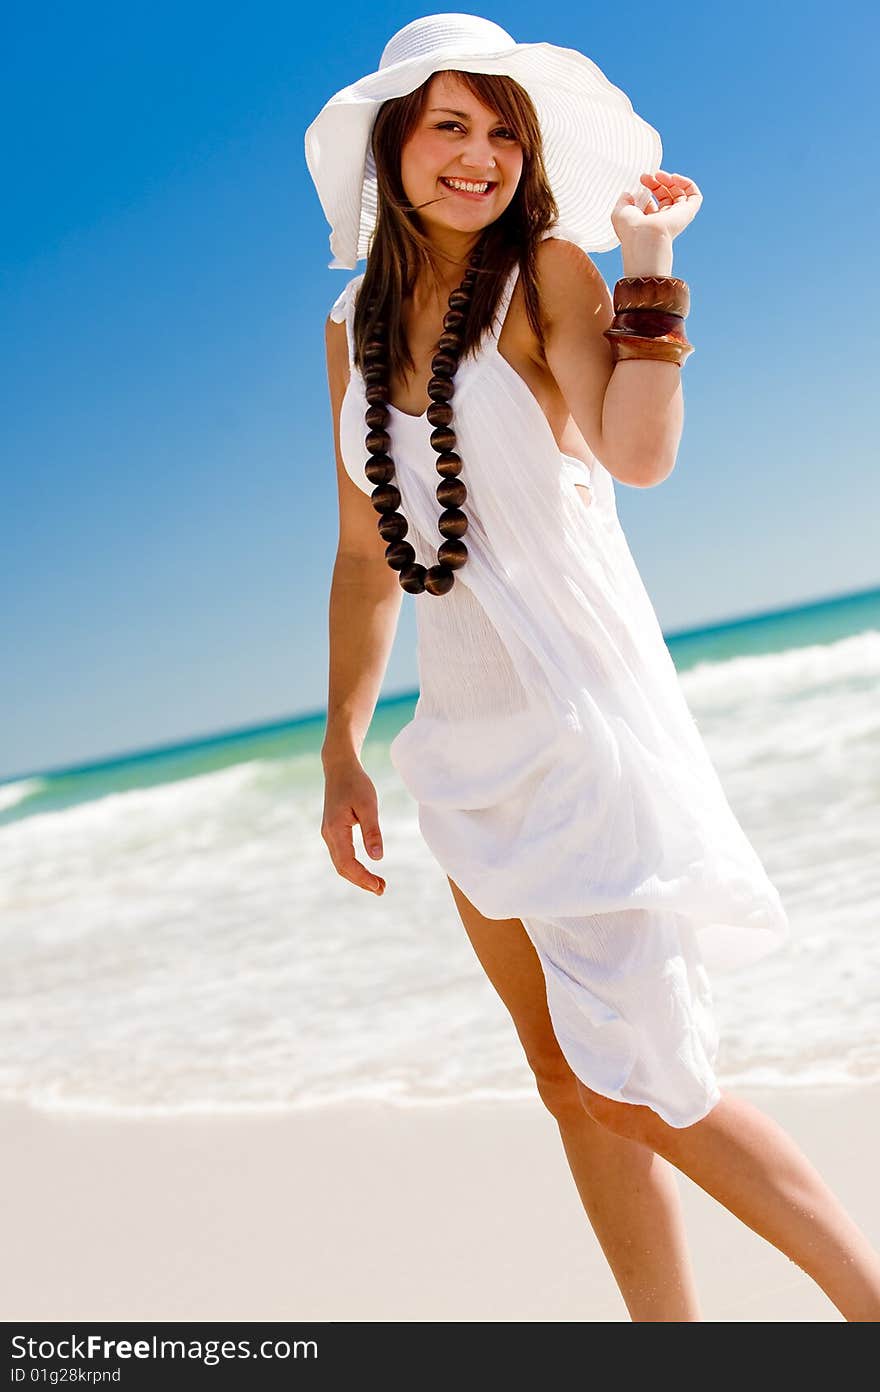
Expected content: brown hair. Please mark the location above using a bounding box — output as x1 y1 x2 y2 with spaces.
351 70 559 387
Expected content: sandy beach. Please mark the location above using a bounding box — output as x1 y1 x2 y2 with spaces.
3 1083 876 1322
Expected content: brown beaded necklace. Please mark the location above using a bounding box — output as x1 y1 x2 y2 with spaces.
362 236 487 596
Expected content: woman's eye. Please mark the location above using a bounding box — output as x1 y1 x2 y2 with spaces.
436 122 517 140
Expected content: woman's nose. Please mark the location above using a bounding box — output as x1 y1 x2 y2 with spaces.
459 139 497 172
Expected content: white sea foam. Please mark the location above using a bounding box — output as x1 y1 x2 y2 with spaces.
1 630 878 1116
0 777 44 813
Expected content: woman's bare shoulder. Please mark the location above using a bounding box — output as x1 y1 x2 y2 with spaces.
503 236 607 370
534 235 610 321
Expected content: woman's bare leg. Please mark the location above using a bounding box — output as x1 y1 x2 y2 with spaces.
577 1084 880 1321
447 875 702 1321
553 1103 702 1320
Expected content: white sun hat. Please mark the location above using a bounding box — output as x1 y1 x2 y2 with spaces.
304 12 662 270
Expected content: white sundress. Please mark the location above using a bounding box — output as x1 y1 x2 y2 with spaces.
329 227 790 1128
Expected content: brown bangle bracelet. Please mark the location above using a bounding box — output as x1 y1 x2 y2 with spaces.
604 276 694 366
603 331 694 366
613 275 690 317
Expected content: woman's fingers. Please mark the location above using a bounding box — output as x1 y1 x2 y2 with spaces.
617 170 703 233
641 169 694 188
361 820 383 860
322 809 386 895
640 170 701 202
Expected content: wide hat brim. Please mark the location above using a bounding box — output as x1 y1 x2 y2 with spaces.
304 36 663 269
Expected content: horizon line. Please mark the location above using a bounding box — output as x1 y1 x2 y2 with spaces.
3 578 877 789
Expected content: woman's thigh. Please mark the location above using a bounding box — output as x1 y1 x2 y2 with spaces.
446 875 578 1102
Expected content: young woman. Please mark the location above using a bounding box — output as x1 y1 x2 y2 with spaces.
307 14 880 1320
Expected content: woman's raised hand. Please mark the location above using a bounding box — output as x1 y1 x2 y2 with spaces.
612 169 703 244
321 760 387 896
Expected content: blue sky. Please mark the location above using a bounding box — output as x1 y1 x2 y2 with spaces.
3 1 878 781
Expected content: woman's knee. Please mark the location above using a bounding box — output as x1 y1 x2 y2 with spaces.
528 1053 586 1120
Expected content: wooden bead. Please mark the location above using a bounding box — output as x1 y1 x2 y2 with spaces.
377 511 409 541
430 426 456 453
364 455 395 484
385 540 416 570
427 375 454 402
399 563 427 594
425 564 455 595
437 477 467 507
359 235 488 596
371 482 401 512
435 451 462 476
438 506 468 538
438 538 468 569
365 428 391 454
426 401 453 427
431 353 457 376
436 330 462 353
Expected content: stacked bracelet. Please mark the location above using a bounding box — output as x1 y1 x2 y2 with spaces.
603 275 694 367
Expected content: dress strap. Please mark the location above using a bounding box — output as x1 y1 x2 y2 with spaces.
328 272 365 369
487 260 522 350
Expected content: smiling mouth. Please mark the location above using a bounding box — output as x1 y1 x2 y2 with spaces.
438 177 497 198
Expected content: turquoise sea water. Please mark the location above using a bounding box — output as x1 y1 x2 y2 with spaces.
1 583 878 1114
4 584 878 826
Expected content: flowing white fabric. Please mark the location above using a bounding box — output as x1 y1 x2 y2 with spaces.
329 229 789 1126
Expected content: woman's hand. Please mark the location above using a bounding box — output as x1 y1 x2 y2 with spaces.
321 758 386 896
612 170 703 245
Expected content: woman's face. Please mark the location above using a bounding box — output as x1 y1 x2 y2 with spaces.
399 72 524 241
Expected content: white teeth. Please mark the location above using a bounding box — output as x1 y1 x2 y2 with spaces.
441 177 491 193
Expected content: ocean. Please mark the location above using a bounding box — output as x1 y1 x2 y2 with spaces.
1 585 878 1117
